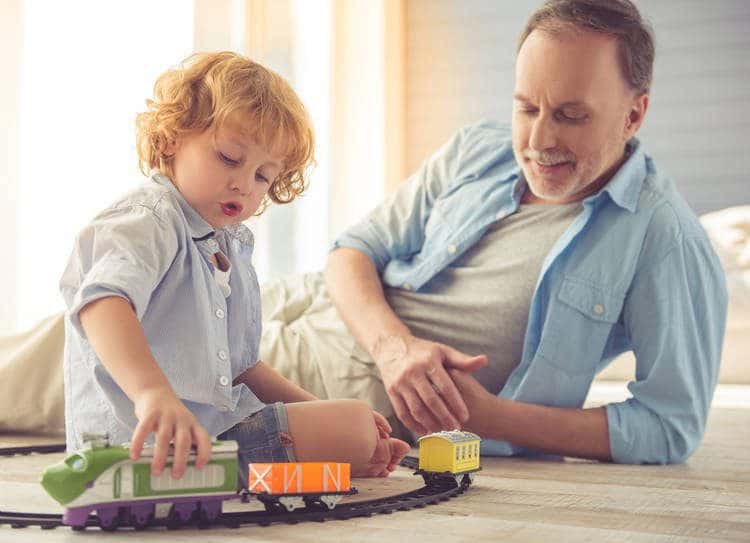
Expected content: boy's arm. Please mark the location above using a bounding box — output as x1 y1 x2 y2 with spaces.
234 361 318 403
79 296 212 477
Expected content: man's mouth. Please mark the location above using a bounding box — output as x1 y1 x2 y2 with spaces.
533 160 574 176
221 202 244 217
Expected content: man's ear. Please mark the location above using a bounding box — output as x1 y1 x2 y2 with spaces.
624 93 649 137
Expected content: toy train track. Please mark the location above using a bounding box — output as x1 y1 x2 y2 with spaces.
0 445 468 530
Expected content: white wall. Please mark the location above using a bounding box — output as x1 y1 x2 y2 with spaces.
0 0 23 333
405 0 750 214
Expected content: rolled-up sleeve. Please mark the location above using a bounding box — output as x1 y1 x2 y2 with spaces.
607 231 728 464
332 126 472 273
60 205 179 337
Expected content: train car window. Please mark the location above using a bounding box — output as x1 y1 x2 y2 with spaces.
65 454 87 472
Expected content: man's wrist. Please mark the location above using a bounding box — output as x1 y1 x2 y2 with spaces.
370 334 409 363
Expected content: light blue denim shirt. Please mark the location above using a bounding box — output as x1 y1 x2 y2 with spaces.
60 173 265 450
333 120 728 464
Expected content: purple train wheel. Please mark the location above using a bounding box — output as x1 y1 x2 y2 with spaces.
167 501 197 529
198 500 222 523
129 504 155 530
97 506 122 531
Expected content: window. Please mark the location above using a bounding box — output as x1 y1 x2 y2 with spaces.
11 0 193 332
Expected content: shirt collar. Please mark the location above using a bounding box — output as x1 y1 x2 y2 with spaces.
589 138 646 213
151 172 216 240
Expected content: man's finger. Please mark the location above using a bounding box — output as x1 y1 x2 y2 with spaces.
443 346 488 372
429 367 470 423
414 378 461 430
390 392 427 435
401 388 442 433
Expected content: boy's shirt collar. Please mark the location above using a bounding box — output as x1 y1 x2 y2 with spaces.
151 172 216 241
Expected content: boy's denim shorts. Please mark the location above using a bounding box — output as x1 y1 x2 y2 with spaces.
218 402 297 489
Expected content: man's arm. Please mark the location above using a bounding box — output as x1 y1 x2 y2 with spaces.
325 248 487 434
449 369 611 460
451 229 726 464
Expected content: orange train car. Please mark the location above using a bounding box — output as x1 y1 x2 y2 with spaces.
246 462 357 512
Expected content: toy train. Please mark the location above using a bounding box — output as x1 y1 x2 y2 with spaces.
40 430 480 530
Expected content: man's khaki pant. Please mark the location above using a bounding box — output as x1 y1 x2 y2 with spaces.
0 273 400 438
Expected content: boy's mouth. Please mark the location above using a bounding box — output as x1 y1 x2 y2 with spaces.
221 202 244 217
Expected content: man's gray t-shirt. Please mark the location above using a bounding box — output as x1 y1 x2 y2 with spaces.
385 202 581 394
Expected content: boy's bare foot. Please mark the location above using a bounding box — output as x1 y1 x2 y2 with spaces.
354 436 411 477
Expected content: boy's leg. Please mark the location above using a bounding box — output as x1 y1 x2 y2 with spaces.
285 399 410 477
220 402 297 489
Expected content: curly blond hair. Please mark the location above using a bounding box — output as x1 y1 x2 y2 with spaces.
136 51 314 207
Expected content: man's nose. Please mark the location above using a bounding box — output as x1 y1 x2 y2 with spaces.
528 116 557 151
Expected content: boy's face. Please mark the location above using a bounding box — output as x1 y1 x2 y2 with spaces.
169 116 283 229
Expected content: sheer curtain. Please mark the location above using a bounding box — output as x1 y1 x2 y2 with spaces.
199 0 405 283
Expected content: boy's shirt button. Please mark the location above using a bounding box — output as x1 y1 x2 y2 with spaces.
218 350 228 360
219 375 229 386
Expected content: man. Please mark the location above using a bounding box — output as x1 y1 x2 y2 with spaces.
317 0 726 464
0 0 727 464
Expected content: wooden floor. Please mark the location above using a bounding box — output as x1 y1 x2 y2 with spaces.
1 384 749 542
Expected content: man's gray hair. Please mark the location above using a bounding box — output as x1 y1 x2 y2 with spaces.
518 0 655 95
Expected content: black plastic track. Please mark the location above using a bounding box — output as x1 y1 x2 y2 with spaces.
0 444 469 530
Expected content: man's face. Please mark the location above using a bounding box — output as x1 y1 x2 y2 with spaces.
512 29 647 204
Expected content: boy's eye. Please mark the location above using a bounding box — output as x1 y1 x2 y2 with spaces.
256 172 269 184
219 152 240 166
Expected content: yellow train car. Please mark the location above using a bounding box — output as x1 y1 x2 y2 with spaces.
416 430 481 487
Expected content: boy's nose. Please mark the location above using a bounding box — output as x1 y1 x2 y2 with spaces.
230 178 250 196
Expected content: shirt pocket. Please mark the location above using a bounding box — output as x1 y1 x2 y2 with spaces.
537 276 625 377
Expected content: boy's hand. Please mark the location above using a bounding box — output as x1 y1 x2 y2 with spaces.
130 387 212 479
372 410 392 439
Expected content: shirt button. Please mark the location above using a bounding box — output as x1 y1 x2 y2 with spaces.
219 405 229 412
215 308 225 319
219 375 229 386
593 304 604 315
218 350 228 360
447 244 457 255
403 283 413 291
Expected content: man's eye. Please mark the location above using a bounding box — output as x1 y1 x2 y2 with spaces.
219 152 239 166
256 172 269 183
557 111 587 123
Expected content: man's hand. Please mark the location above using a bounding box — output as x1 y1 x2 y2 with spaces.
130 387 212 479
373 335 487 434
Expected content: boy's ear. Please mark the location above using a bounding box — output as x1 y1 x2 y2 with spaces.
164 138 179 157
